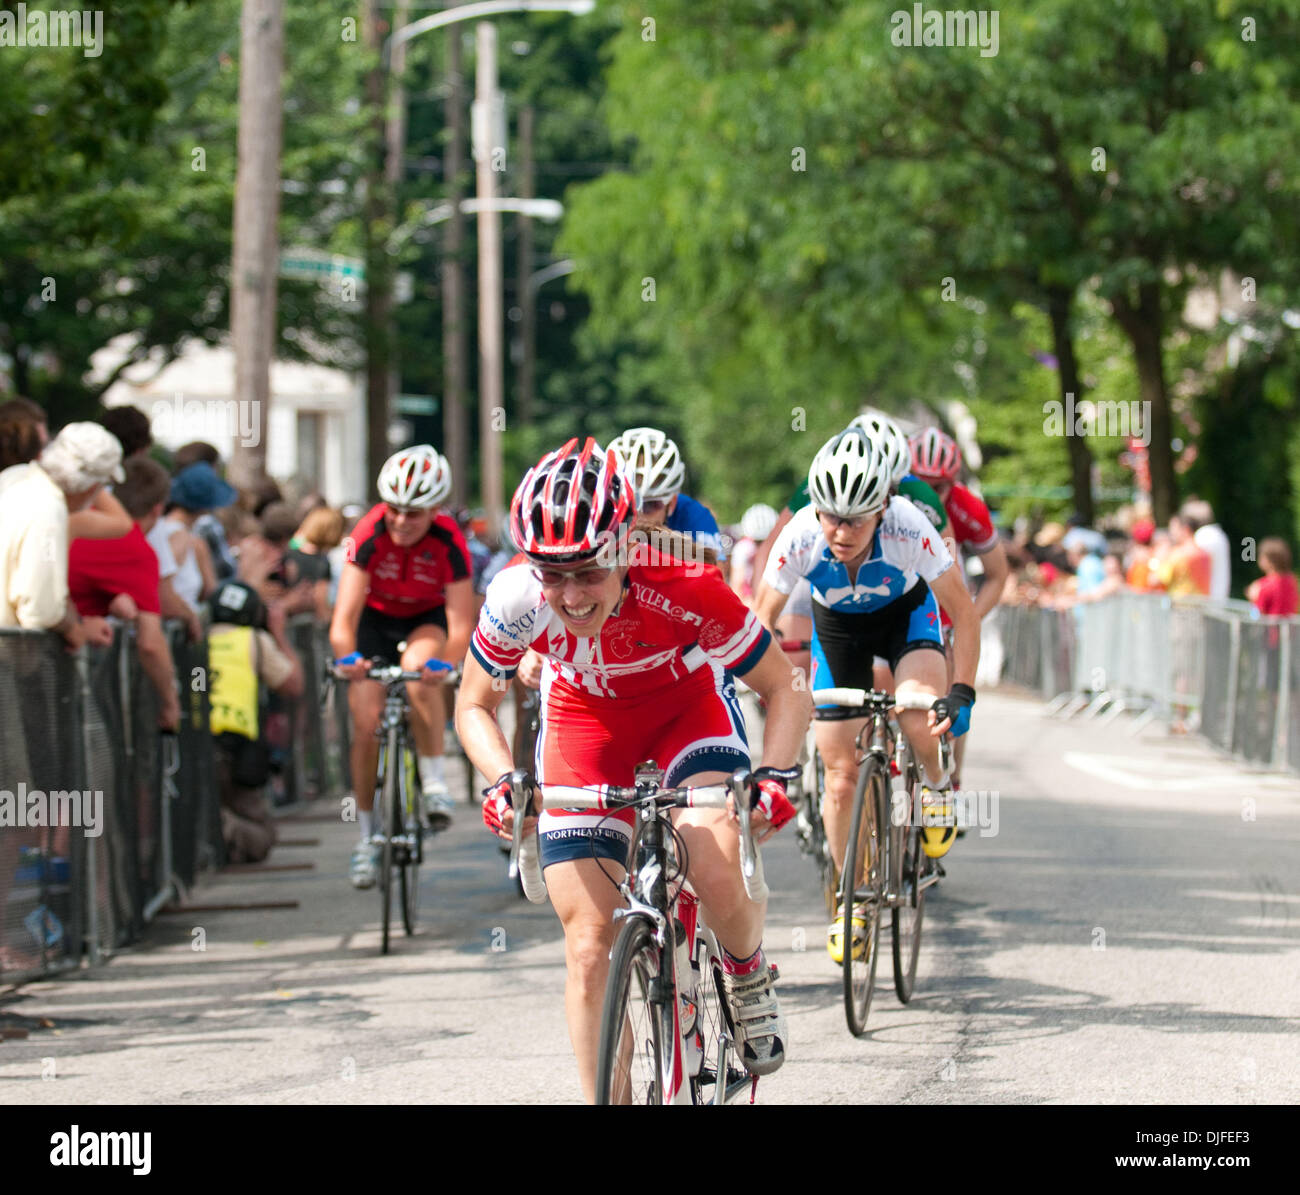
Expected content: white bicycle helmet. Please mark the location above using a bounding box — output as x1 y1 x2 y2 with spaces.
807 427 893 518
377 445 452 509
849 412 913 486
607 427 686 506
739 502 778 543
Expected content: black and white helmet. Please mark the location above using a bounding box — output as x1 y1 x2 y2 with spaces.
807 427 893 518
607 427 686 506
848 412 913 487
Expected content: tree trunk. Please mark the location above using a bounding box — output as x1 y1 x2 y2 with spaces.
1046 285 1093 525
443 14 468 506
363 0 393 500
1111 280 1175 523
517 105 535 426
228 0 283 491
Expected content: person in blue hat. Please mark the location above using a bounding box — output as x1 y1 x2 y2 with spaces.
146 460 238 615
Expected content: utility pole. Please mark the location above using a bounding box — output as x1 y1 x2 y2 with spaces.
363 0 394 499
516 104 535 426
443 15 469 505
228 0 283 489
474 22 504 533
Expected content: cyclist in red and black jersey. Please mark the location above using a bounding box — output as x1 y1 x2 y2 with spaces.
330 446 475 888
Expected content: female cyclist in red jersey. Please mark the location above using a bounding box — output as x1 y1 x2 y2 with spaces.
455 438 812 1103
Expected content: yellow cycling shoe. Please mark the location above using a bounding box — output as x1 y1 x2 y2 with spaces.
827 904 869 965
920 784 957 858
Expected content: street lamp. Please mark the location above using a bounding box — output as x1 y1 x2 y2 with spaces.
384 0 593 533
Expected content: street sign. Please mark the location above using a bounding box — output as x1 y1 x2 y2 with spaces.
279 249 365 284
395 394 438 415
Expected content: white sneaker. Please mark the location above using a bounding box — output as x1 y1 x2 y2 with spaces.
349 839 381 889
422 779 454 831
721 956 787 1076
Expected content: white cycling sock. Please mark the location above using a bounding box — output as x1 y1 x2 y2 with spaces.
358 808 375 840
418 755 444 788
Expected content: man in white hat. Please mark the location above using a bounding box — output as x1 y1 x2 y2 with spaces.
0 422 124 649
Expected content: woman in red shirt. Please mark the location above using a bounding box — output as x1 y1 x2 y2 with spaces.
1247 538 1299 616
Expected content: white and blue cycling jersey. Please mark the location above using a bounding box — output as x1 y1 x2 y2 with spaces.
762 499 954 613
666 493 727 563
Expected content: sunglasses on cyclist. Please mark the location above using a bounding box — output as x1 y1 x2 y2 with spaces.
815 509 876 530
531 564 617 588
640 499 668 513
387 505 430 519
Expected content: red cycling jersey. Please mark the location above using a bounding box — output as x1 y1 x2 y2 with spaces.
471 557 770 700
345 503 471 616
943 483 998 556
939 483 998 629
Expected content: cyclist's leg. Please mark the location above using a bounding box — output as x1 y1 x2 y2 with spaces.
347 678 384 814
543 854 629 1105
814 715 867 875
893 647 948 786
401 617 450 759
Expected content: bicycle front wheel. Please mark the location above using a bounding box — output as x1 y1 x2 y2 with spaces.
841 754 886 1037
379 737 397 955
400 743 422 936
595 917 668 1105
891 819 926 1003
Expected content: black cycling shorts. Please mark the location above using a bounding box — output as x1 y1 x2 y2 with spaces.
809 582 944 719
357 604 448 665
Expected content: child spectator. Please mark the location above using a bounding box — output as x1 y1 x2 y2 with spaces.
1247 538 1299 617
206 581 303 862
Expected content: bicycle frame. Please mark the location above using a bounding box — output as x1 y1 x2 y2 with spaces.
505 764 764 1105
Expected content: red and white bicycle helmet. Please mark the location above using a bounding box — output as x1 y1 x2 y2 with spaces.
908 427 962 482
378 445 453 509
510 437 637 563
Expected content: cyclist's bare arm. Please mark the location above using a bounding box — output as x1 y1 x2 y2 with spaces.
441 576 476 664
970 538 1008 621
930 567 979 688
454 653 515 785
329 562 370 673
740 639 812 770
752 580 790 637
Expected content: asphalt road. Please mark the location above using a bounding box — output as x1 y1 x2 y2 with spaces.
3 689 1298 1105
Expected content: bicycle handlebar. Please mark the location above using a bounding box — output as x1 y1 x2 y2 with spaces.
506 768 769 906
811 687 937 712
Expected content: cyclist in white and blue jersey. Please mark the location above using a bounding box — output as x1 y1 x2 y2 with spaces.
754 427 980 964
608 427 726 566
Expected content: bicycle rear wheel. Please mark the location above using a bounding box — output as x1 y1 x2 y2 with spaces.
841 754 886 1037
891 812 926 1003
595 917 668 1105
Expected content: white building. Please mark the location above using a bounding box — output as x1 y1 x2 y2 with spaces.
92 338 367 505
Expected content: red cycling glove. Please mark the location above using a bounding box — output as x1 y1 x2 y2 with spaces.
752 766 798 832
481 774 513 837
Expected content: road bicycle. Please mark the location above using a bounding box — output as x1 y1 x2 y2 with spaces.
327 658 458 954
503 763 769 1105
811 685 951 1036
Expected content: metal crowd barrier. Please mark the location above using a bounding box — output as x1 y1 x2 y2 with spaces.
1 615 343 988
994 594 1300 773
